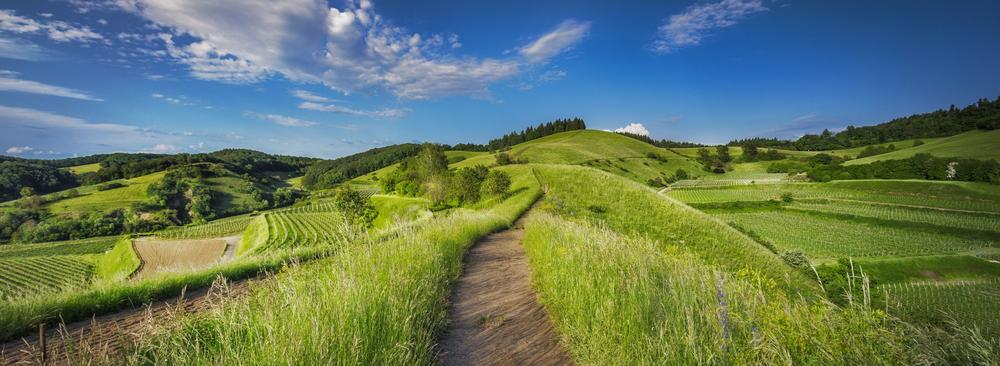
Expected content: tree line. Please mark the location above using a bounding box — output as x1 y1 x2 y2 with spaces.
726 96 1000 151
616 132 705 148
486 118 586 151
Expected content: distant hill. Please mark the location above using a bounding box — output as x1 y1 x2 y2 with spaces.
845 129 1000 165
792 97 999 150
454 130 704 184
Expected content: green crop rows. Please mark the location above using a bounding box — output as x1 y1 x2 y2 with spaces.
157 215 255 239
0 236 119 258
883 279 1000 338
257 212 349 252
716 210 995 259
670 182 1000 213
0 256 94 300
787 201 1000 233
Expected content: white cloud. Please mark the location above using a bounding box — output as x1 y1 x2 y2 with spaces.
613 123 651 136
97 19 109 25
5 146 32 154
298 101 407 119
0 9 104 43
150 92 194 106
0 75 103 101
115 0 585 99
247 112 319 127
0 37 56 61
145 143 179 153
653 0 767 54
0 105 138 132
519 19 591 63
291 89 336 103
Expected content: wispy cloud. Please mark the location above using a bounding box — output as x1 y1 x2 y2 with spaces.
0 74 103 101
0 104 136 132
0 9 104 43
291 89 337 103
653 0 767 54
0 37 57 61
519 20 591 64
151 92 195 106
246 112 319 127
298 101 407 119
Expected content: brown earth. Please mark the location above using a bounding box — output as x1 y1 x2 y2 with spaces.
0 278 250 365
437 218 572 366
132 238 227 280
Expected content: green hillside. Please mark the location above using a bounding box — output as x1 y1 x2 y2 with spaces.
47 171 165 214
455 130 704 184
845 129 1000 165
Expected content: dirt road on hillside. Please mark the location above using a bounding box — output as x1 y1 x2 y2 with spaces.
437 217 572 366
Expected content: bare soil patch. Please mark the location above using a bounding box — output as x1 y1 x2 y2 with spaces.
132 238 227 280
437 219 572 366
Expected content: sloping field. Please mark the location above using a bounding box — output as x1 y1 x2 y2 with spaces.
66 163 101 174
132 238 227 280
156 215 254 239
846 129 1000 165
716 210 995 259
669 180 1000 213
0 256 93 300
0 236 119 258
46 171 166 214
533 164 814 289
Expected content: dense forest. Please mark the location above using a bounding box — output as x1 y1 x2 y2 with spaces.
616 132 705 148
0 161 79 201
302 144 424 190
487 118 586 151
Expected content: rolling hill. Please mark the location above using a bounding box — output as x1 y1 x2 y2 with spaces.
845 129 1000 165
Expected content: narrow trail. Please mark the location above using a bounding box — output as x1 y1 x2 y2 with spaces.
0 279 251 365
437 216 572 366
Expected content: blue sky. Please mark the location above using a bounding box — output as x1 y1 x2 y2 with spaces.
1 0 999 158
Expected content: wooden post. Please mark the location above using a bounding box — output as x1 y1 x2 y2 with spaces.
38 323 47 364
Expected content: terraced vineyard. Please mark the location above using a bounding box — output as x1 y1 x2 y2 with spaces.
157 215 255 239
787 201 1000 233
716 210 996 258
254 212 350 252
672 172 792 187
883 279 1000 338
0 236 119 258
0 256 94 300
669 181 1000 213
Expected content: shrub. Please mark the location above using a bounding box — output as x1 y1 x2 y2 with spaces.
481 170 512 197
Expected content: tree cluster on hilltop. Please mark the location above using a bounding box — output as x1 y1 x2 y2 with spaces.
616 132 705 148
487 118 586 151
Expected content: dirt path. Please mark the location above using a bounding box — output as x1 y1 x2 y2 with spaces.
221 235 241 261
0 279 250 365
437 218 572 366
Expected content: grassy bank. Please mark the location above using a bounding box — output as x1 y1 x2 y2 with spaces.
522 213 917 364
533 164 815 291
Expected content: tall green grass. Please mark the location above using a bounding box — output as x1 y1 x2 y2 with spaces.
534 164 816 291
523 213 916 365
71 165 541 364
